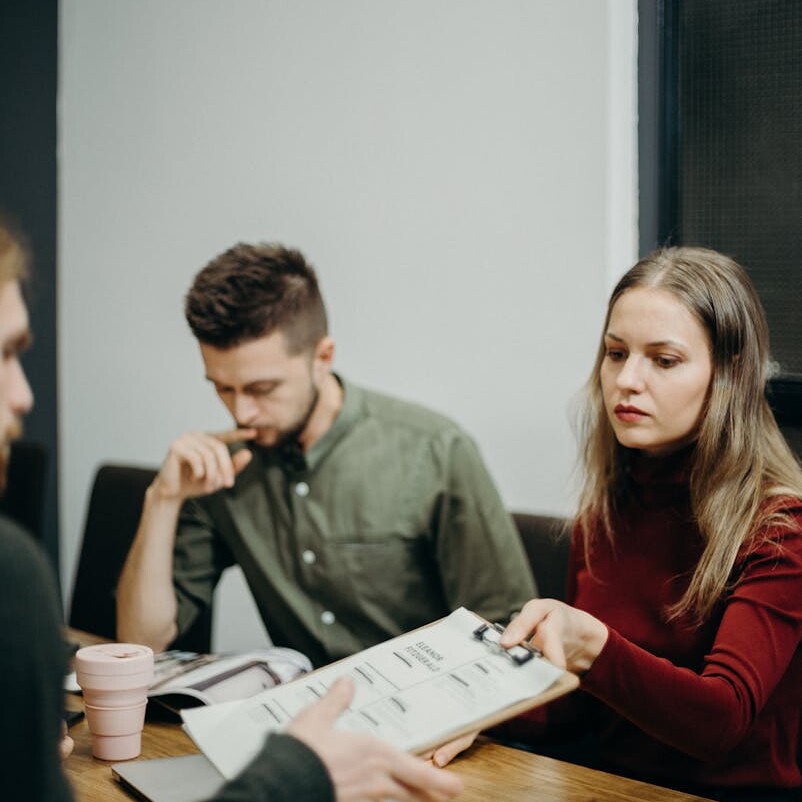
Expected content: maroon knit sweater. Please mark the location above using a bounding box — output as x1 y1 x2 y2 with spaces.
502 448 802 790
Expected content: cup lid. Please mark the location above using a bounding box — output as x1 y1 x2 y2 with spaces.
75 643 154 677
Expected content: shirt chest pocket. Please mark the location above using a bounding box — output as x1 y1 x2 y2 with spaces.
323 535 438 605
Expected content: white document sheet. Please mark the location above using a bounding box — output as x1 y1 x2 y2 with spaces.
183 607 564 780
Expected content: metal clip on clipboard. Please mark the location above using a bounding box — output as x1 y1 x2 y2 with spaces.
472 622 541 666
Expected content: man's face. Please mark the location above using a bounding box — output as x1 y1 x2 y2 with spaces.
200 330 330 448
0 280 34 489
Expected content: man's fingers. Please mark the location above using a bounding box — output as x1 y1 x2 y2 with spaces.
198 440 226 485
314 676 355 720
206 436 238 486
59 725 75 761
212 428 258 444
231 448 253 476
168 431 251 488
290 677 355 732
169 435 217 476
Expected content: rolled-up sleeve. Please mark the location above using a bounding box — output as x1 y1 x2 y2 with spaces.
173 498 235 638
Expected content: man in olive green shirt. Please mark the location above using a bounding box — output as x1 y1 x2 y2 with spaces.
117 243 535 666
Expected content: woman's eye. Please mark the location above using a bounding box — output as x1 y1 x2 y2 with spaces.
606 349 626 361
655 355 679 369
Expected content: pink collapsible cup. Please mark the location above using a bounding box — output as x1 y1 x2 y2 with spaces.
74 643 154 760
82 701 148 760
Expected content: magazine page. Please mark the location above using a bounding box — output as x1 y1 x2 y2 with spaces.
148 647 312 710
183 608 576 780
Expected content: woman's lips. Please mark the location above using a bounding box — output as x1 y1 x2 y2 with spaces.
614 404 648 422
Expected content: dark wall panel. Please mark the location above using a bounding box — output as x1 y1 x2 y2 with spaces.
677 0 802 376
638 0 681 253
0 1 60 574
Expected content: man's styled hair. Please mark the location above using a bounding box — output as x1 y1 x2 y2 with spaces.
0 217 29 285
577 246 802 622
184 242 328 353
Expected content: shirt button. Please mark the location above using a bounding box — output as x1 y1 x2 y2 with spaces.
295 481 310 497
302 549 316 565
321 611 336 625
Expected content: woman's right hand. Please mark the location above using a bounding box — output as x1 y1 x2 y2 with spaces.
500 599 608 674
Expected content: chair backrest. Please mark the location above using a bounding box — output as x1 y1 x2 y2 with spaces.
768 377 802 460
511 512 571 602
0 440 48 541
68 463 212 652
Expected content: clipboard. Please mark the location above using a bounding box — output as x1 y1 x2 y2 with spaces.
408 617 579 755
182 607 579 779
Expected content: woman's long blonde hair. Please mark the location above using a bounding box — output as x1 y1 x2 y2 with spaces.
577 246 802 622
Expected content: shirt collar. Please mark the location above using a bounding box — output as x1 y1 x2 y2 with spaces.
251 374 364 476
304 374 363 471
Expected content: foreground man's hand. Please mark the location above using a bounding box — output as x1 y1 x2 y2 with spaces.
59 721 74 761
288 677 463 802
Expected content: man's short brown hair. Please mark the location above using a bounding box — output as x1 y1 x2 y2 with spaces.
184 242 328 353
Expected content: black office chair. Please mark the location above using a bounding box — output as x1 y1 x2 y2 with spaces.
0 439 49 541
772 380 802 776
68 463 213 652
768 377 802 461
511 512 571 602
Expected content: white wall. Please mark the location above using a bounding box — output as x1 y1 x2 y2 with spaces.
59 0 637 650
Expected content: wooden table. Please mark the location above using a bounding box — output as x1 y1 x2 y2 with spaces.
64 631 712 802
64 717 713 802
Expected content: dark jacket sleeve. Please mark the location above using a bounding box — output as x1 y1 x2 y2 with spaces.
209 733 334 802
0 516 74 802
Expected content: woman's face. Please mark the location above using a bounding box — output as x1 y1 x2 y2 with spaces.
600 287 713 456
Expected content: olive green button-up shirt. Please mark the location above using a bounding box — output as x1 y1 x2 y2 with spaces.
173 378 536 667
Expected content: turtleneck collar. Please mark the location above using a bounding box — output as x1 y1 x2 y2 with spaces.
621 444 695 509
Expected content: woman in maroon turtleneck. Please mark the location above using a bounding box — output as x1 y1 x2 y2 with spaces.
438 247 802 800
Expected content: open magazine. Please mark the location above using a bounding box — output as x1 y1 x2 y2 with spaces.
147 647 312 715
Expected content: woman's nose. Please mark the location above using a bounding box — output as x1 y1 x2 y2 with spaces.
616 355 646 392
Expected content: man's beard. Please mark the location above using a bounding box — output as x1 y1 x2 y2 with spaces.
274 386 320 450
248 385 320 453
0 417 23 496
